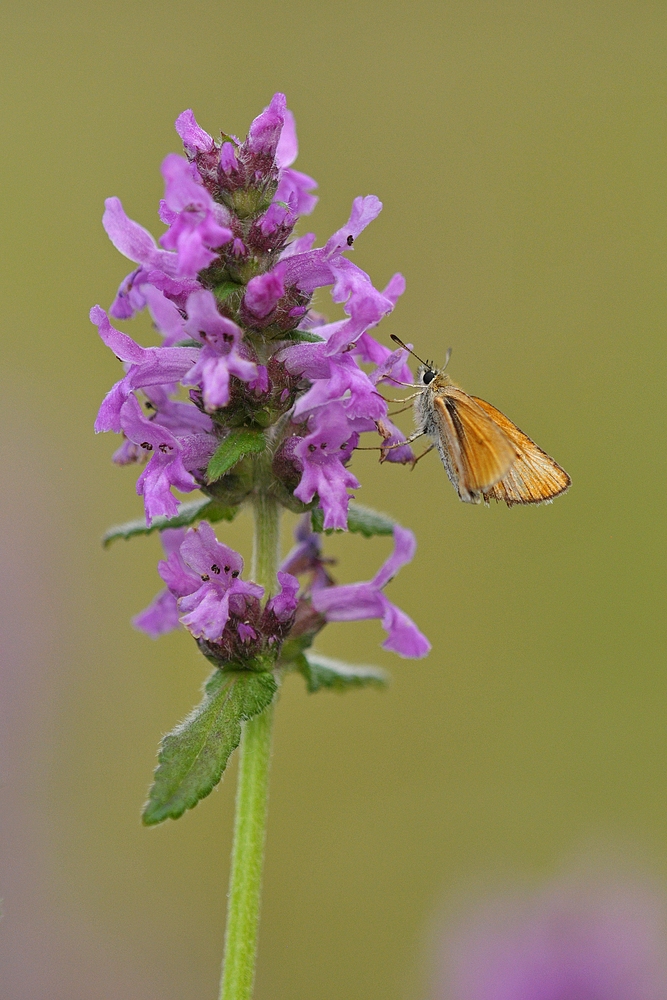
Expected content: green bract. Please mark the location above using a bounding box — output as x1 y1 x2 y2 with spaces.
207 428 267 483
299 652 388 693
102 498 238 547
311 501 395 537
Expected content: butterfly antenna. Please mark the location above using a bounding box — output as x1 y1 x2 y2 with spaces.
442 347 453 371
390 334 430 367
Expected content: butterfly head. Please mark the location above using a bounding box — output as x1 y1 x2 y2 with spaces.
417 363 437 386
416 362 451 391
389 336 453 389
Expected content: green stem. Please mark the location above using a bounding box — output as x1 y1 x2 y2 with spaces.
218 492 281 1000
250 492 281 596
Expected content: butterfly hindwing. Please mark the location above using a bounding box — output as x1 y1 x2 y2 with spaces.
471 396 571 506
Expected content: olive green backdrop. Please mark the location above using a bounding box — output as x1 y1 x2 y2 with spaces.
1 2 666 998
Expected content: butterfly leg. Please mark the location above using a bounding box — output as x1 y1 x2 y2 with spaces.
410 443 435 469
378 428 426 462
356 429 425 455
374 390 424 406
388 402 418 416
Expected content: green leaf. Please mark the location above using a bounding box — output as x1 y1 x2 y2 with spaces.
102 497 237 547
278 329 325 344
142 670 277 825
213 280 244 303
277 632 314 671
172 338 203 348
207 428 266 483
310 501 395 538
300 651 388 693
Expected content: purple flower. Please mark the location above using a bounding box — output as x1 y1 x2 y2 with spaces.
108 268 149 320
276 196 404 356
312 525 430 657
380 271 406 306
243 264 286 319
246 92 286 160
237 623 257 643
248 364 269 394
323 261 402 356
328 194 384 253
112 437 144 466
291 349 385 423
280 515 334 590
275 167 318 217
133 528 198 637
219 140 240 176
258 201 294 237
279 341 330 381
181 289 258 410
293 404 361 531
280 232 317 258
439 870 667 1000
375 417 415 465
280 195 378 291
275 107 298 166
142 385 214 436
119 394 203 524
142 285 188 346
274 107 318 216
174 109 214 155
102 197 200 319
159 529 206 598
266 571 300 622
177 522 263 641
281 339 403 525
159 154 233 277
367 340 414 390
91 306 199 433
103 196 180 277
97 94 428 675
133 587 181 637
360 343 418 464
281 340 413 516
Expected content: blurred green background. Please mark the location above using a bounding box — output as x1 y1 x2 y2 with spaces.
1 2 666 998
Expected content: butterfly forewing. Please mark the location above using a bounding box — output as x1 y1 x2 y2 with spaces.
471 397 571 505
433 389 517 500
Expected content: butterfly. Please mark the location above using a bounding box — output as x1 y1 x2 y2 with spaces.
386 336 571 507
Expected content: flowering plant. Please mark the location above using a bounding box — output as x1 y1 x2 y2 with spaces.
438 869 667 1000
95 94 429 1000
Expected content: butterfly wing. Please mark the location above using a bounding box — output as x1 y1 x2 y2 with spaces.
433 389 518 503
471 396 571 506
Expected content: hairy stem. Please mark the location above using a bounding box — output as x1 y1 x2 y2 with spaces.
218 491 280 1000
251 492 281 597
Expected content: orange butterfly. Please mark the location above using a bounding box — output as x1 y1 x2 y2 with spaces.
387 336 571 506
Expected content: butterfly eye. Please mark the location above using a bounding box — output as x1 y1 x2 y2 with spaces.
422 370 436 385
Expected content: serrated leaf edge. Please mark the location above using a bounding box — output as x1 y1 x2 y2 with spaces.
142 671 276 825
303 651 388 692
102 497 238 547
103 497 212 547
